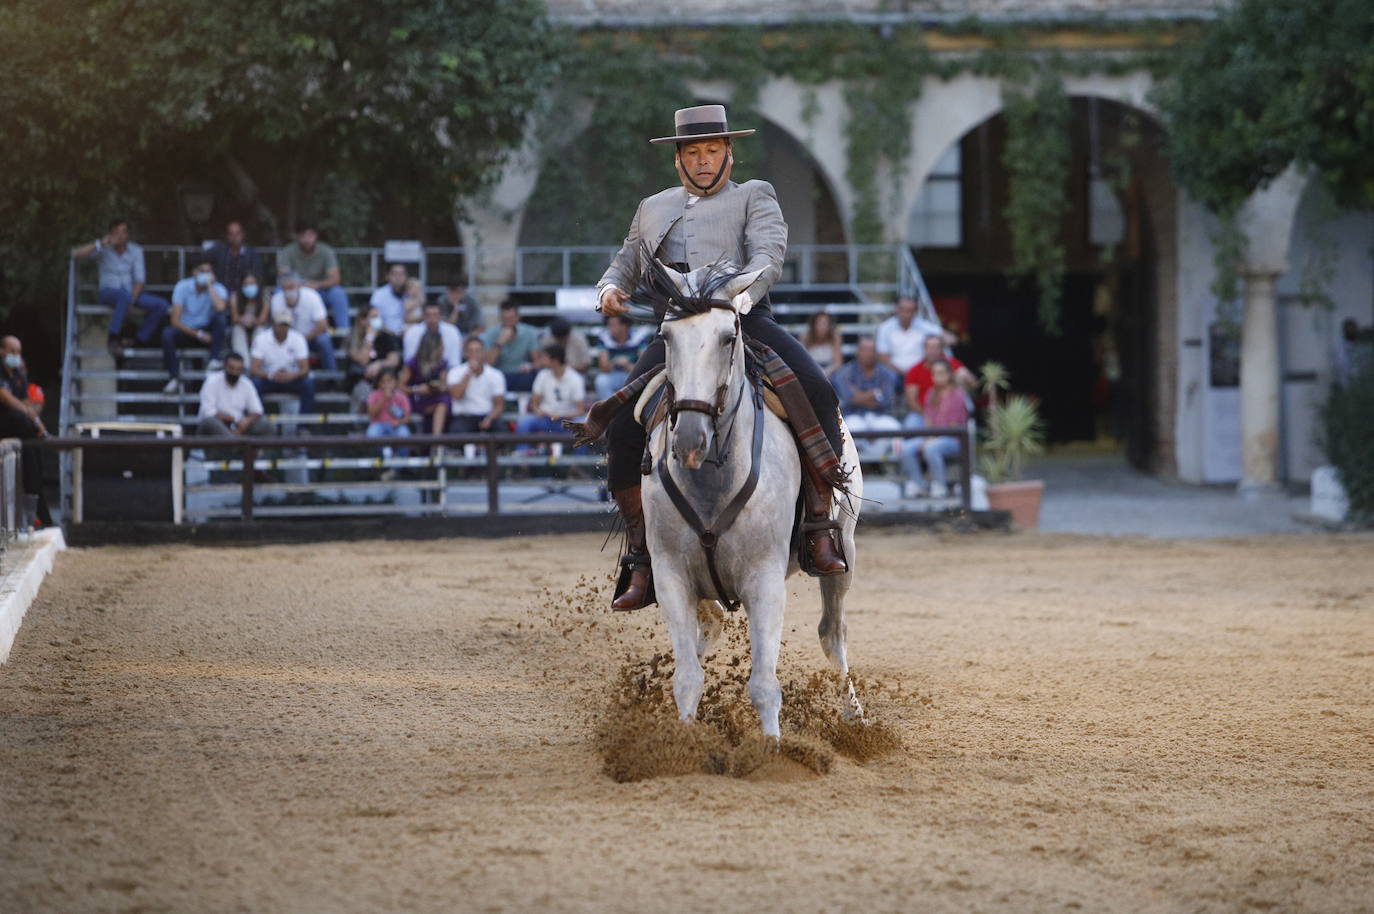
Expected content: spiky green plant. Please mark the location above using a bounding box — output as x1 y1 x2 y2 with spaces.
979 360 1011 413
979 394 1045 484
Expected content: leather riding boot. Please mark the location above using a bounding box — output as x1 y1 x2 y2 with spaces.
800 461 848 577
611 485 653 611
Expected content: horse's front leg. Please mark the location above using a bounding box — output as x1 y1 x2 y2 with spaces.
742 576 788 740
656 566 706 723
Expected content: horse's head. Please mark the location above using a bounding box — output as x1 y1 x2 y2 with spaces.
638 255 762 470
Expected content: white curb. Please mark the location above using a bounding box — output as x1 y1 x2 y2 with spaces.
0 527 67 665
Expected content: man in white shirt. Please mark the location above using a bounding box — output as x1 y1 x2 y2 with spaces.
270 272 336 371
369 263 409 335
875 296 948 375
250 309 316 414
402 301 463 367
197 353 271 437
514 343 586 452
446 337 506 433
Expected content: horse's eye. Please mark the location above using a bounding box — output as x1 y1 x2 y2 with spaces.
722 334 737 347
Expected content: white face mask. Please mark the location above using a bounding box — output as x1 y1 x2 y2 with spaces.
369 316 383 331
195 272 212 288
241 284 259 299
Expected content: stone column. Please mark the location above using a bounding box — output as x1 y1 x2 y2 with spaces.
1239 271 1282 494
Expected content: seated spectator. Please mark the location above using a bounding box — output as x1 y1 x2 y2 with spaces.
365 368 411 458
876 296 949 375
277 221 351 330
368 263 409 335
400 329 450 436
402 277 426 325
197 353 270 438
830 336 903 460
270 272 337 372
0 335 52 526
481 300 542 391
800 310 843 376
514 344 586 451
538 317 591 373
71 217 170 359
438 281 483 335
903 333 976 426
446 337 506 433
229 271 268 363
162 256 229 393
250 309 316 414
345 304 401 414
900 359 970 499
594 313 647 400
206 219 263 298
403 302 463 369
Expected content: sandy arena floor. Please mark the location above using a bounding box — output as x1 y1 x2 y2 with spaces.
2 531 1373 913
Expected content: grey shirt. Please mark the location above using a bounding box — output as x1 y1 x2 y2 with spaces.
92 242 147 292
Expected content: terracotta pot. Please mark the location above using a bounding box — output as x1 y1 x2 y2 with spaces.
985 479 1045 530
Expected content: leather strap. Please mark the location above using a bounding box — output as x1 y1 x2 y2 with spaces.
655 374 765 611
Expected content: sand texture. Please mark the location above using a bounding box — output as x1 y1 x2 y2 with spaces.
2 532 1372 912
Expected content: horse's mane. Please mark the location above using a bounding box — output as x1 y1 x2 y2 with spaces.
635 243 743 322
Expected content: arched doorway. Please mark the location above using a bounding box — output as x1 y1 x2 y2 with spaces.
907 96 1177 473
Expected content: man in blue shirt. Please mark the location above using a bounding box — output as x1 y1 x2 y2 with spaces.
205 220 263 296
162 256 229 392
830 335 904 461
71 218 171 359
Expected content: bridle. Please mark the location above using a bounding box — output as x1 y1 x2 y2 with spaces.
666 304 740 429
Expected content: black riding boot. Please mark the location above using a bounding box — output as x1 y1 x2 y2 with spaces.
611 485 653 610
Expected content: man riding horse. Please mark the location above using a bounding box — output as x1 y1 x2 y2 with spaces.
596 104 848 611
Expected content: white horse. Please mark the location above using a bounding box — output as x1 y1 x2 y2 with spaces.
640 261 865 739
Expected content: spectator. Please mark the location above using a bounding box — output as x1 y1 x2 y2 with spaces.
368 263 409 335
876 296 948 375
482 300 542 391
400 329 450 436
830 336 903 461
800 310 843 376
270 272 337 372
365 368 412 458
438 281 483 335
402 301 462 368
196 353 270 437
229 271 269 362
539 317 591 373
250 308 316 414
345 304 402 413
900 359 970 499
162 256 229 393
904 333 977 421
402 277 427 325
593 313 647 400
515 344 586 450
277 222 351 330
71 217 170 359
446 337 507 433
0 335 52 526
205 220 263 296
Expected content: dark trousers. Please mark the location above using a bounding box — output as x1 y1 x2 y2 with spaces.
162 312 228 377
253 376 316 415
605 306 841 491
1 407 52 526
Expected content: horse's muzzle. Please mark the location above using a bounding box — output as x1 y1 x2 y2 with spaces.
671 411 713 469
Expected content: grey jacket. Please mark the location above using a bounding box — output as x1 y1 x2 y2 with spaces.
597 179 787 307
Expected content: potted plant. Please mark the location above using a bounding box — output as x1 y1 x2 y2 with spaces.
978 362 1046 529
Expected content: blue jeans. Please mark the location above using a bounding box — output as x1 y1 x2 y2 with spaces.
900 435 961 486
162 311 227 377
308 334 337 371
319 285 351 331
255 375 317 414
101 287 170 341
594 370 629 401
514 414 583 454
366 421 410 457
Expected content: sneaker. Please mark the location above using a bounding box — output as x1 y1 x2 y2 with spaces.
930 481 949 499
206 359 223 372
901 480 923 499
162 377 181 395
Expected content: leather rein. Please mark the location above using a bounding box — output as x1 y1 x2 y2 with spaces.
655 308 764 612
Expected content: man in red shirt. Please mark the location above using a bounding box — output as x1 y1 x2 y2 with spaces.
904 333 977 418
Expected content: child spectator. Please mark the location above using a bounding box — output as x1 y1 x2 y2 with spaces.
400 329 450 436
346 305 402 414
800 310 843 376
229 271 268 363
365 368 411 458
446 337 507 433
900 359 970 499
71 217 170 359
162 256 229 392
402 277 427 325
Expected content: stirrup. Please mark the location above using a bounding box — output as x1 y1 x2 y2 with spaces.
799 520 847 577
613 551 655 609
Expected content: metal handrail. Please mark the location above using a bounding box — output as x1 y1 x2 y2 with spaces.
58 259 78 520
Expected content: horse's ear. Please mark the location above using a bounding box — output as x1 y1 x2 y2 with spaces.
722 268 765 301
656 260 692 297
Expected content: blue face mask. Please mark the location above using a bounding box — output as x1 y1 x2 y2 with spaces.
3 354 21 369
195 272 211 288
241 283 259 299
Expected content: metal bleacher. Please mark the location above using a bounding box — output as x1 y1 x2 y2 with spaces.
59 243 940 521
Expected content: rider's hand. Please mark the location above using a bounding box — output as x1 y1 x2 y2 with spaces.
731 289 753 315
599 286 629 316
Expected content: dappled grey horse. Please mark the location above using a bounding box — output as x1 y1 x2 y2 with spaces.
639 260 865 739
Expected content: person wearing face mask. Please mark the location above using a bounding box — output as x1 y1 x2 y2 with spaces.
269 272 337 373
162 256 229 393
196 352 270 438
0 335 53 526
229 272 269 362
346 305 402 414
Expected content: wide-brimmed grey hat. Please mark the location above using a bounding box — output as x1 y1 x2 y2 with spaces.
649 105 756 145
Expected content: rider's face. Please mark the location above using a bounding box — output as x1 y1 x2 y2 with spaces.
677 140 728 187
